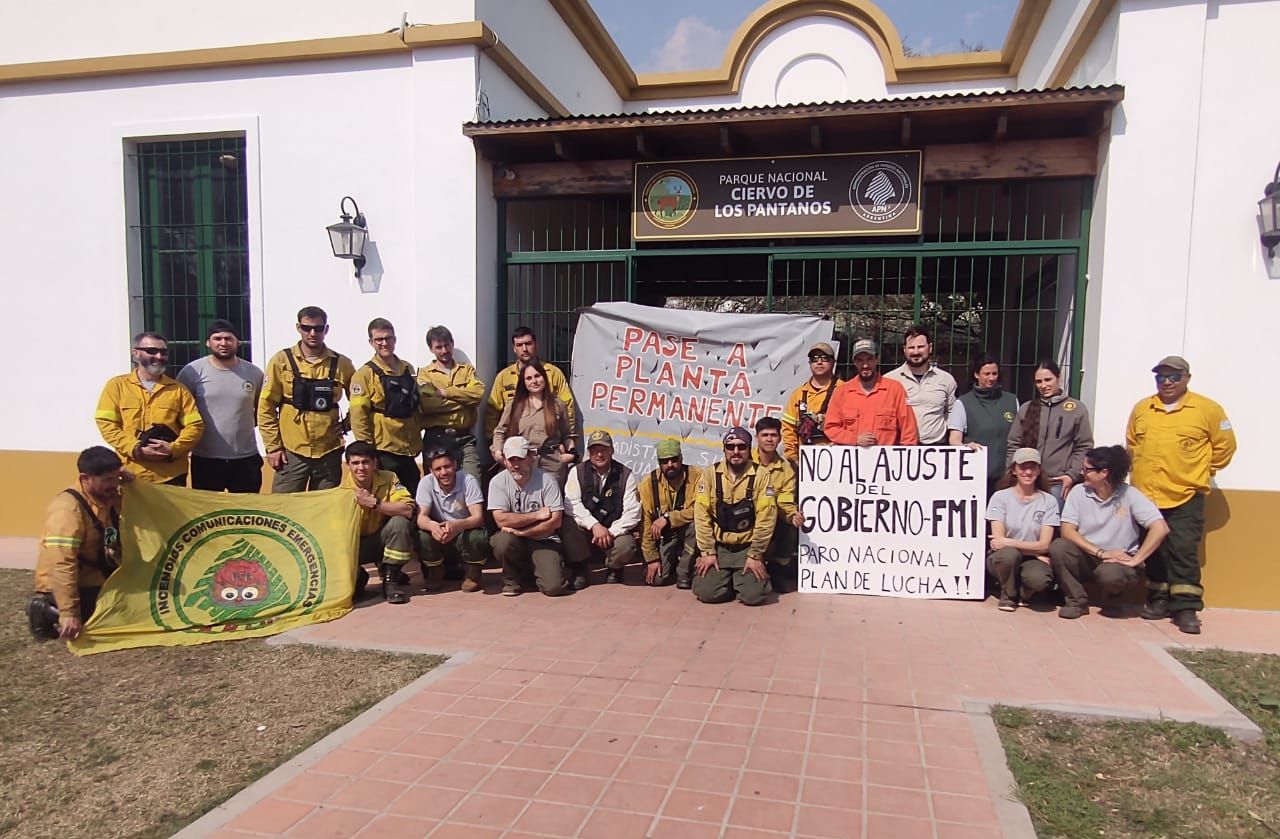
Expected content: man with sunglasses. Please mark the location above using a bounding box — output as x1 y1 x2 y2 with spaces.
349 318 422 494
1125 355 1236 634
692 427 778 606
95 332 204 485
258 306 357 492
781 341 842 463
639 439 703 588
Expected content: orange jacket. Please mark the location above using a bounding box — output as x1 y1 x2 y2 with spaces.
824 376 919 445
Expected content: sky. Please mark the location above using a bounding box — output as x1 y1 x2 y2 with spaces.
586 0 1018 73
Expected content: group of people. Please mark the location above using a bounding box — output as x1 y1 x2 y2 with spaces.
28 311 1235 641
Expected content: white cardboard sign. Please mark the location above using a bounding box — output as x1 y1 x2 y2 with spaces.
797 444 988 599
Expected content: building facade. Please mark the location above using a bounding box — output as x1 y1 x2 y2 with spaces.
2 0 1276 606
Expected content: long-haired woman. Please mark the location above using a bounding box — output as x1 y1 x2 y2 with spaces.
1004 359 1093 507
985 448 1060 611
491 360 576 484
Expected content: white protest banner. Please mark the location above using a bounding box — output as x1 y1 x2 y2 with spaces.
571 302 834 472
797 444 987 599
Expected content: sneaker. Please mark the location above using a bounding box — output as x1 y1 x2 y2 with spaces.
501 582 521 597
1173 610 1202 635
1057 604 1089 620
604 569 621 585
998 597 1017 612
1141 600 1171 620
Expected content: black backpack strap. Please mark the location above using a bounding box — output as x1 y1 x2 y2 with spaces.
650 470 659 512
328 355 338 380
674 467 688 511
746 474 755 500
285 348 302 378
63 490 118 575
817 382 835 414
715 471 724 505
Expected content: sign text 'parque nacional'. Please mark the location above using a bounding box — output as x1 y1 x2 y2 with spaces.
798 444 987 600
634 151 922 241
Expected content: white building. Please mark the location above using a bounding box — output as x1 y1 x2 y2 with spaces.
2 0 1276 607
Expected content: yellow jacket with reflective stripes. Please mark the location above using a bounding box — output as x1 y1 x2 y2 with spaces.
694 461 777 558
341 468 413 536
1126 392 1237 508
484 361 576 440
755 455 798 519
638 464 704 563
349 356 421 457
95 372 204 482
781 378 842 462
33 487 118 621
418 360 485 432
257 345 357 458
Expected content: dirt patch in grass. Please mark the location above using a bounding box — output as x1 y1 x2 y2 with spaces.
0 569 443 839
994 649 1280 839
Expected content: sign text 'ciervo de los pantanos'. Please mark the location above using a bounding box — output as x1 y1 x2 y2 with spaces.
634 151 922 241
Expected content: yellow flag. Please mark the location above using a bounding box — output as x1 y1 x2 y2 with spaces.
72 482 361 655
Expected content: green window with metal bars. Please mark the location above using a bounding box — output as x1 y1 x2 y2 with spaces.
499 177 1091 404
133 137 251 370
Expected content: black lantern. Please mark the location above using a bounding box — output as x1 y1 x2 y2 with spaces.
1261 163 1280 257
326 196 368 276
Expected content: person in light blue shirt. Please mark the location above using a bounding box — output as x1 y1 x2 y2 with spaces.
986 447 1061 612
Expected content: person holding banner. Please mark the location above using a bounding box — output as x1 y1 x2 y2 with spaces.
349 318 423 495
754 417 803 593
824 339 919 446
488 436 570 597
418 325 486 481
986 448 1060 611
693 427 778 606
885 325 958 446
1005 360 1093 508
1049 446 1169 620
342 441 416 604
484 327 576 444
639 439 703 588
491 360 577 484
564 430 641 585
416 446 490 593
781 342 842 463
27 447 126 641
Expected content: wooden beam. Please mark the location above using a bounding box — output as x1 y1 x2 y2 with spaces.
491 160 633 198
923 137 1099 182
900 115 912 147
993 112 1008 142
809 124 822 152
719 126 734 155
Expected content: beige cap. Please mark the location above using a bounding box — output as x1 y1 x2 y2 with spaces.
808 342 836 358
1151 355 1190 373
502 436 531 459
1012 447 1042 465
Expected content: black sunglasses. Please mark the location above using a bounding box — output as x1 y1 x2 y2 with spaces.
658 457 682 465
133 346 168 356
724 443 749 451
297 323 327 333
1154 372 1184 384
808 354 834 362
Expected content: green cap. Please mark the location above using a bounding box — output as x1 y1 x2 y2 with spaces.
655 438 682 460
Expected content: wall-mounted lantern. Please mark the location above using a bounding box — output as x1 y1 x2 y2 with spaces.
326 196 368 277
1261 163 1280 257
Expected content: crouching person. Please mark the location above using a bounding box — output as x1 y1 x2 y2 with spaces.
343 441 416 604
693 427 777 606
1050 445 1169 619
986 448 1060 611
564 430 641 584
489 436 569 597
28 446 126 641
639 438 702 588
416 446 489 593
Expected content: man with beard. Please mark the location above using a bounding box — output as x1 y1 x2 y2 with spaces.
638 438 703 589
416 446 490 593
177 320 265 492
342 441 416 604
27 446 128 640
824 339 918 447
692 427 778 606
484 327 576 444
418 325 486 481
258 306 357 492
885 325 957 446
96 331 204 485
488 436 569 597
349 318 422 494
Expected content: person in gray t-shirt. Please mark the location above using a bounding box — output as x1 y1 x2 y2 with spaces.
985 448 1061 611
1049 445 1169 619
488 436 568 597
176 320 265 492
415 447 490 592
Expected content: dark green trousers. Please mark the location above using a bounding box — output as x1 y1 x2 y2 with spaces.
1145 494 1206 613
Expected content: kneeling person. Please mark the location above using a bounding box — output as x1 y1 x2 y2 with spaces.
489 437 569 597
639 439 702 588
693 427 778 606
754 417 803 592
343 441 416 604
28 446 126 641
565 430 640 584
416 447 490 593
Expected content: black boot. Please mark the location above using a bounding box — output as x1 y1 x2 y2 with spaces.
384 564 411 604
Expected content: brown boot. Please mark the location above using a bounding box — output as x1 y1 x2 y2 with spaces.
460 564 484 593
423 563 445 592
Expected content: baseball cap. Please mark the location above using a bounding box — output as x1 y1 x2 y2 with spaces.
851 338 879 358
1012 447 1042 465
808 342 836 359
723 426 752 447
1151 355 1190 374
207 319 239 339
502 436 532 459
656 438 682 460
587 429 614 449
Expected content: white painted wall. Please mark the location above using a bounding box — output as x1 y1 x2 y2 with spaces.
477 54 547 122
1 0 475 64
1017 0 1093 89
